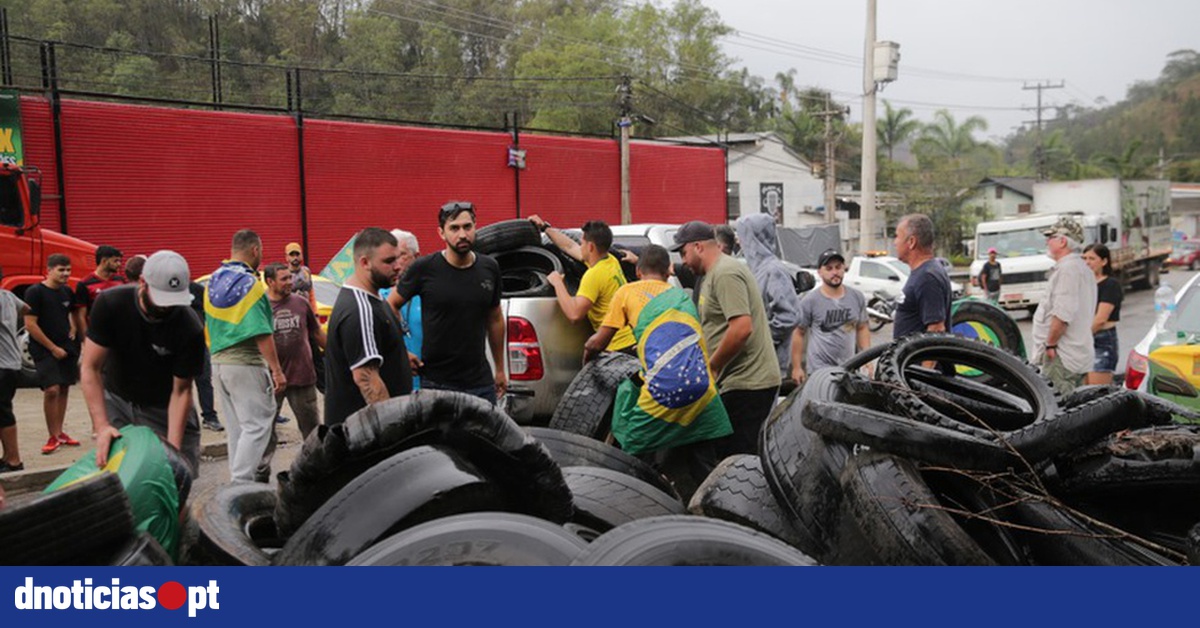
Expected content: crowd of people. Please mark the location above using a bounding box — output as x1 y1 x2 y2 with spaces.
0 205 1127 496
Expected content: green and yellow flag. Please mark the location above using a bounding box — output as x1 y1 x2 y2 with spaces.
611 286 732 454
204 261 273 354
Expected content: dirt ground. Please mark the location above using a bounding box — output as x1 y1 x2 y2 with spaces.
3 385 307 476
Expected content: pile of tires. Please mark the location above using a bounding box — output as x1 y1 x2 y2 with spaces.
753 332 1199 565
475 219 636 298
0 429 193 566
181 389 810 566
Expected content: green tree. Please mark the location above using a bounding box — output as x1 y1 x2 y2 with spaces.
877 100 919 161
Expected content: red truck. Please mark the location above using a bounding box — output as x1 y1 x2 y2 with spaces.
0 164 98 385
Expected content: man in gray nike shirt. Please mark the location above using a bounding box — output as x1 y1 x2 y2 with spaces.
791 249 870 384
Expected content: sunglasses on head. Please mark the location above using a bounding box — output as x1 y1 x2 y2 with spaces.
439 201 475 220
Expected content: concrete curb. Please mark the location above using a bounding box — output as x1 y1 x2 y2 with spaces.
3 441 231 495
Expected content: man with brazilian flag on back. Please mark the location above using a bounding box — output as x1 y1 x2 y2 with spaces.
583 244 732 486
205 229 286 483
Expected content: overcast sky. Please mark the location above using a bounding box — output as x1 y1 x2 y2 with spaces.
700 0 1199 143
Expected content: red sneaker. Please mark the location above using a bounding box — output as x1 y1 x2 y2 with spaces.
41 436 61 454
57 433 81 447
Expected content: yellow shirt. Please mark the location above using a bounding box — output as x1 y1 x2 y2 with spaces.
602 280 673 333
577 254 635 351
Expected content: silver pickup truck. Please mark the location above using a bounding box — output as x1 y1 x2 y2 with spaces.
500 224 685 423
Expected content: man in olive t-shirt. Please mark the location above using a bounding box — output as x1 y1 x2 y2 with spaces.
674 221 780 455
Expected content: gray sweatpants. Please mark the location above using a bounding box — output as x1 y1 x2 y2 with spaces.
212 363 276 483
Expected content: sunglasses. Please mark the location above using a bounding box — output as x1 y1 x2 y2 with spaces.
287 251 302 256
439 201 475 221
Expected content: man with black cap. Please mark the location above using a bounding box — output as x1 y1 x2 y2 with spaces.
792 249 869 384
80 250 207 474
674 220 780 455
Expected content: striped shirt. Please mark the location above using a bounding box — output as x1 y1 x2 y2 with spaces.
324 284 412 425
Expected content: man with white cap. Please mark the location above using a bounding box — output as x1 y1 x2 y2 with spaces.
80 250 207 473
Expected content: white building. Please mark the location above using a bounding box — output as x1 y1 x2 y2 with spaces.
664 132 827 228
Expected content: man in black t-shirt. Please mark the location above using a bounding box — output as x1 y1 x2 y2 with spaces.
390 201 506 403
978 248 1003 303
81 251 206 473
892 214 953 339
325 228 412 426
24 254 85 455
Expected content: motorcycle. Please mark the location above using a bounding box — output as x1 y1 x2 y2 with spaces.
866 292 896 332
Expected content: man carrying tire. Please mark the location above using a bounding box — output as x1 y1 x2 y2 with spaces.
391 202 506 403
528 216 636 355
674 221 780 455
791 249 869 385
583 245 732 482
82 251 206 473
326 228 412 426
1032 217 1096 394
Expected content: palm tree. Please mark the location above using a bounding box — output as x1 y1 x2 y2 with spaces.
917 109 989 160
1092 140 1154 178
877 100 920 161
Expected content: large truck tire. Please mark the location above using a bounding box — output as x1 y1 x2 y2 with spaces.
190 483 281 566
347 513 588 566
274 446 510 566
570 515 818 566
688 454 803 547
0 472 136 566
548 352 640 440
839 452 998 566
475 220 542 255
525 427 679 500
276 390 573 536
563 466 685 533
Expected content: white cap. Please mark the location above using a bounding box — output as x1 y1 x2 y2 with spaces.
143 250 193 307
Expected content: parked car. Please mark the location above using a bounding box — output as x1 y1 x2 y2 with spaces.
843 254 964 302
1125 272 1200 406
1167 241 1200 270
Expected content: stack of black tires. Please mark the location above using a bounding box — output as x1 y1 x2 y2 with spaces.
744 333 1200 565
184 389 815 566
474 219 637 297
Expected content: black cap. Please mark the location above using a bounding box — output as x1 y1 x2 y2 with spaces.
671 221 716 252
817 249 845 268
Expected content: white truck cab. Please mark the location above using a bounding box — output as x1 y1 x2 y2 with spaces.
969 212 1110 313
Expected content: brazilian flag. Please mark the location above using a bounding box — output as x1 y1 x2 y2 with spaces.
204 261 274 354
611 287 732 454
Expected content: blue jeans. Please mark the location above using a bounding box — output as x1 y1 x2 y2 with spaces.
1093 328 1119 373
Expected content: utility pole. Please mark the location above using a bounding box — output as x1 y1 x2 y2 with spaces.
858 0 878 255
815 96 850 224
1023 81 1063 181
617 75 633 225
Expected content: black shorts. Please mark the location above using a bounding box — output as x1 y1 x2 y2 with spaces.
0 369 16 428
34 354 79 389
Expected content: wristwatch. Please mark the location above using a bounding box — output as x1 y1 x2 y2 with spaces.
540 221 552 233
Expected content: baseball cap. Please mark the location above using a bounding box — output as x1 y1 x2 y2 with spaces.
143 251 193 307
671 221 716 252
987 247 997 254
1042 216 1084 242
817 249 845 268
285 242 303 255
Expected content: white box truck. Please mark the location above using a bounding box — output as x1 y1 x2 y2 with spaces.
969 179 1172 312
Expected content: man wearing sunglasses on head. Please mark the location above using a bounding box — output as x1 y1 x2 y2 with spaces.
389 201 506 403
285 242 319 313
